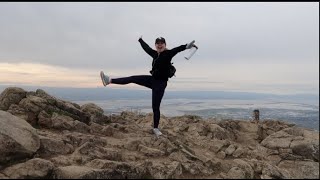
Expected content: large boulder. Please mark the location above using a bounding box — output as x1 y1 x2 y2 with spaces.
261 129 293 149
55 99 90 124
14 94 50 126
290 129 319 161
35 89 57 105
0 87 26 111
19 95 49 114
81 103 105 123
261 127 319 161
290 140 318 161
2 158 54 178
38 111 90 133
257 120 294 141
0 110 40 164
7 104 37 125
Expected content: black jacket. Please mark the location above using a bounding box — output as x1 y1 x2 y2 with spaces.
139 38 187 81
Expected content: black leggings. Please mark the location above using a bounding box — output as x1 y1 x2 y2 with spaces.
111 75 167 128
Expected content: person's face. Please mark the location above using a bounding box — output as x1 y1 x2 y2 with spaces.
155 42 166 53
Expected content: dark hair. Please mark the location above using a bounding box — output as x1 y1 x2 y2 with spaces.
155 37 166 44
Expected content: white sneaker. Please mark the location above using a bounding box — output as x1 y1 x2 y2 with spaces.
100 71 110 86
153 128 162 137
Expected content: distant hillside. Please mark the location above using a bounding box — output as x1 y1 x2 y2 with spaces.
0 85 318 105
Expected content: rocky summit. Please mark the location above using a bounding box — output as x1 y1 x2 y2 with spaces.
0 87 319 179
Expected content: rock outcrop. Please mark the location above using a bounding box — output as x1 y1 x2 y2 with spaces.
0 87 318 179
0 110 40 165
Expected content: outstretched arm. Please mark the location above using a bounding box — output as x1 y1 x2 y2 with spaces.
169 44 187 57
138 37 157 58
170 40 197 57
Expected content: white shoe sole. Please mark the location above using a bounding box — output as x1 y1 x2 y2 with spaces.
100 71 107 86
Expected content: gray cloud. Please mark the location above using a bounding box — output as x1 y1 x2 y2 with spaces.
0 2 318 94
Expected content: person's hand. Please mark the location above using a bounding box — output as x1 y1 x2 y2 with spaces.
186 40 195 49
193 44 198 49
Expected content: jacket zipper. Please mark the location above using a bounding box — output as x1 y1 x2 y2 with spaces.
152 53 160 67
151 54 160 76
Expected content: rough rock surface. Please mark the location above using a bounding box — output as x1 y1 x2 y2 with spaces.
0 87 318 179
0 110 40 164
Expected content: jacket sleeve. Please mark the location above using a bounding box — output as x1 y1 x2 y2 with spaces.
169 44 187 57
139 38 156 58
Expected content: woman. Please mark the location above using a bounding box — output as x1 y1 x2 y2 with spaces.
100 36 196 137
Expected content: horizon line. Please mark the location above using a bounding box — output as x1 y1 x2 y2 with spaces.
0 84 318 96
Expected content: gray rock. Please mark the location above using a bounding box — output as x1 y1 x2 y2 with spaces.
291 140 318 161
138 144 165 157
0 173 8 179
89 122 104 134
232 159 254 179
86 159 146 178
0 87 26 111
2 158 54 178
225 144 237 156
50 155 73 167
53 165 148 179
278 160 319 179
216 151 226 159
71 142 121 164
51 112 75 130
226 167 246 179
38 110 53 128
38 136 74 156
7 104 37 126
73 120 91 133
209 140 230 153
267 155 282 166
35 89 57 105
55 99 90 124
53 166 103 179
261 129 294 149
7 104 25 117
261 162 287 179
181 162 208 176
147 161 182 179
19 95 48 114
0 110 40 164
233 146 246 158
207 124 232 140
81 103 104 123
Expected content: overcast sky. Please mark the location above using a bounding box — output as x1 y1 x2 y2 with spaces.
0 2 318 94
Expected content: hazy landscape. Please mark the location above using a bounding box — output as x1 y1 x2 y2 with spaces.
1 85 318 130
